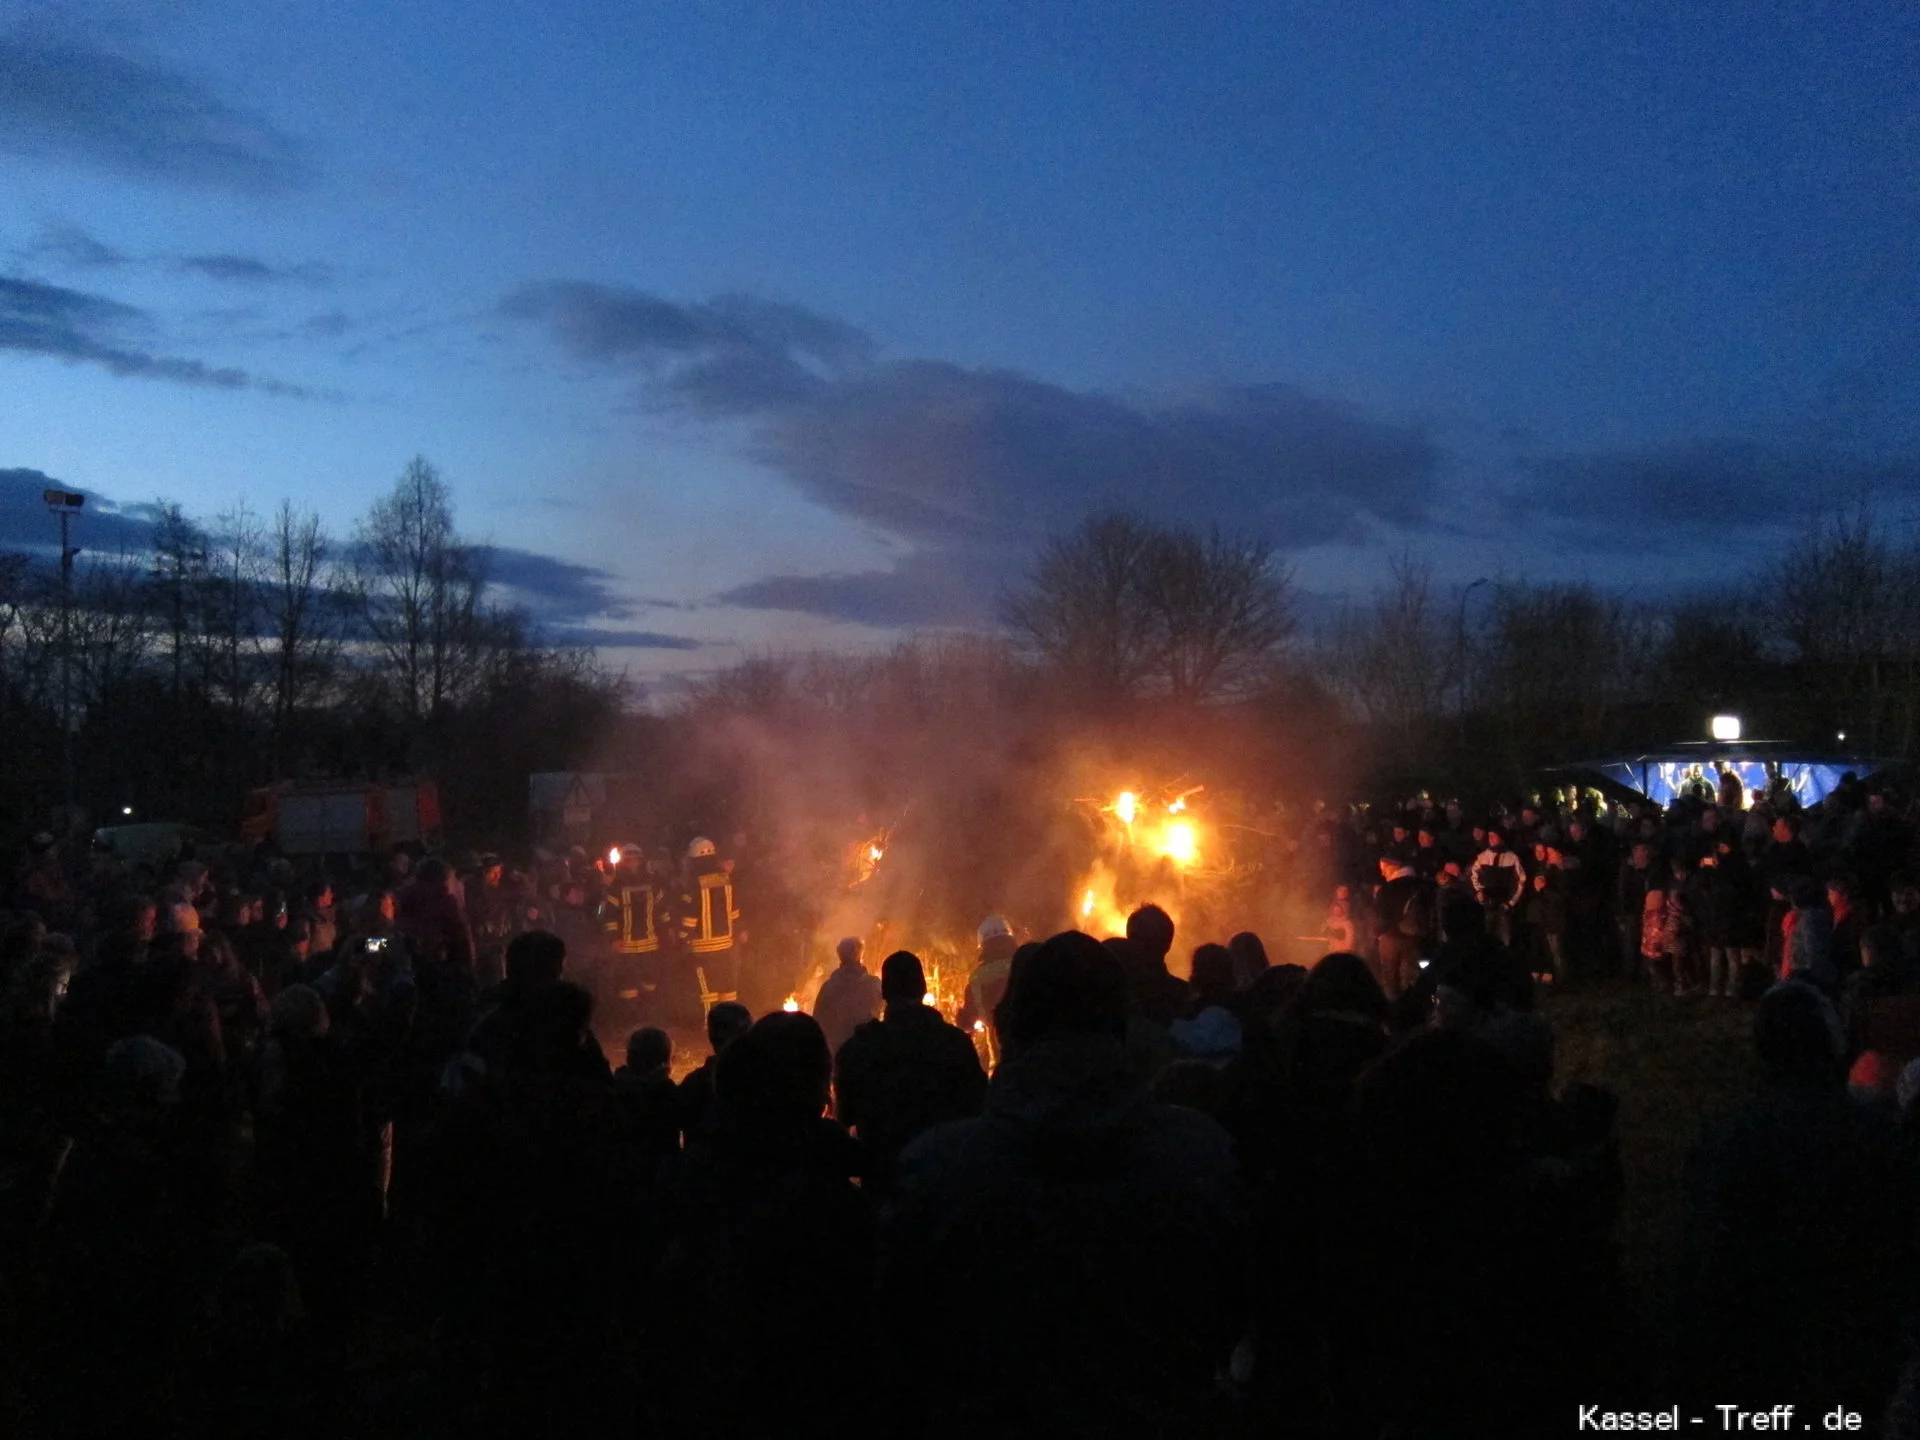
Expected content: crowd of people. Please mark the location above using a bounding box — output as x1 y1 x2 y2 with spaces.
1312 774 1920 1013
1 771 1919 1437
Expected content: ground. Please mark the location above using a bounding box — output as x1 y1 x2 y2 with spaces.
1545 982 1761 1309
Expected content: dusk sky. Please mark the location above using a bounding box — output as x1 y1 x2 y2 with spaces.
3 0 1917 680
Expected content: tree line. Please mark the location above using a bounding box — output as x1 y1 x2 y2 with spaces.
0 458 623 842
998 504 1920 794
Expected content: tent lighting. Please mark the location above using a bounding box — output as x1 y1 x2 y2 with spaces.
1709 715 1742 742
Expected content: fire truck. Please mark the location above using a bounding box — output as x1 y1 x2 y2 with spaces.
241 778 443 856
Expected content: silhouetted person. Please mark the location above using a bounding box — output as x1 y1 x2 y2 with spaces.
879 930 1243 1438
1679 981 1919 1417
611 1025 681 1173
676 999 753 1146
655 1011 873 1437
1122 904 1191 1025
425 979 623 1439
834 950 986 1194
813 934 881 1056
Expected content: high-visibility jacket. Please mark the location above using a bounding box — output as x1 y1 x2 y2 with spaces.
601 881 660 954
677 869 739 954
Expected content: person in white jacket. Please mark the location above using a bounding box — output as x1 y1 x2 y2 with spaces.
1470 826 1528 945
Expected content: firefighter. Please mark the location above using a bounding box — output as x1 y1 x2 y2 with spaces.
597 844 662 1020
958 915 1020 1068
673 837 742 1011
466 853 514 990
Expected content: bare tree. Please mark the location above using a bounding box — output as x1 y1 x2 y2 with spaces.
1145 528 1296 703
1477 582 1659 754
1763 506 1920 753
349 456 490 723
1005 514 1162 701
148 501 209 709
1322 555 1453 752
251 499 337 764
1005 512 1295 703
67 553 154 711
199 503 261 721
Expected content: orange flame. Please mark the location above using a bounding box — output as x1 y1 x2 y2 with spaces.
781 994 800 1013
1160 820 1198 867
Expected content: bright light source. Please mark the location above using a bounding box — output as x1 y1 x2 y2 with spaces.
1081 888 1096 918
607 846 621 865
782 995 800 1013
922 993 937 1007
1114 791 1138 825
1838 731 1848 743
1709 715 1742 742
121 805 133 816
868 845 883 862
1161 821 1198 867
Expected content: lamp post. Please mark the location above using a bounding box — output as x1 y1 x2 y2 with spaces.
1453 576 1490 718
43 490 84 824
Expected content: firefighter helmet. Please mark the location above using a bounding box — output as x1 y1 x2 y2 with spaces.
977 915 1013 944
688 836 717 859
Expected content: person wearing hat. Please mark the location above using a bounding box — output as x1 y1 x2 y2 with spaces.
670 837 741 1020
594 844 660 1023
958 915 1019 1065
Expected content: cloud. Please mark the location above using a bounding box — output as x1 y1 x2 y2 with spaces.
176 254 332 286
24 224 128 269
0 471 704 649
509 283 1443 589
0 34 310 191
0 466 163 556
0 273 313 395
545 626 705 651
301 310 350 338
483 545 638 625
716 562 995 629
1512 440 1920 552
504 283 876 411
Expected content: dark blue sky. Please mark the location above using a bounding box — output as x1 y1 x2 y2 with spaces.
3 0 1916 672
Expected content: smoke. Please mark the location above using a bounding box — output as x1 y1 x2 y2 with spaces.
580 637 1360 1002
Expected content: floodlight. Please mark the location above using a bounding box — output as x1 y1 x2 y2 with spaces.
1709 715 1741 742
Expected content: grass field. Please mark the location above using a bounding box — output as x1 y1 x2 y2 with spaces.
1544 982 1762 1323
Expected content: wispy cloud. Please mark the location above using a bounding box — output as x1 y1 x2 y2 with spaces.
1 273 314 395
0 33 311 191
176 253 333 287
715 562 995 629
23 223 129 269
483 545 638 624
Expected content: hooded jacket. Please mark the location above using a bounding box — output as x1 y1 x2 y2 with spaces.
878 1033 1243 1439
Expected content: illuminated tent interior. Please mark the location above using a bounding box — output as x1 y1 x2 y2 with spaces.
1554 740 1889 808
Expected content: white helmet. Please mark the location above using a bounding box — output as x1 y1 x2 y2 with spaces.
977 915 1012 944
688 836 717 859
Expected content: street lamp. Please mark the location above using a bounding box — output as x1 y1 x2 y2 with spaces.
1454 577 1490 717
43 490 84 822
